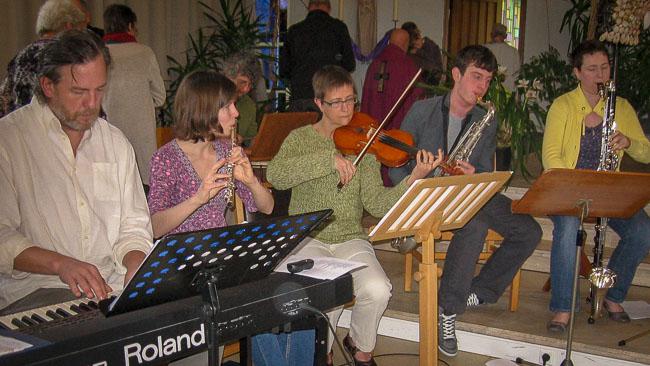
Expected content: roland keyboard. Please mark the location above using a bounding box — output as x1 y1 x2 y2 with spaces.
0 297 101 330
0 272 353 366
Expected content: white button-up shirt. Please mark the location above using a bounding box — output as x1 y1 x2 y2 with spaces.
0 98 153 309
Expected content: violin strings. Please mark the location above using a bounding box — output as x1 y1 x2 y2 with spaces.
377 132 418 154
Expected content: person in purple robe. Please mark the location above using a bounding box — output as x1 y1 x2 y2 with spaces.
361 28 423 131
361 28 423 185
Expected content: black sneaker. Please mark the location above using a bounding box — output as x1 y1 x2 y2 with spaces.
438 310 458 357
466 292 483 308
390 236 418 254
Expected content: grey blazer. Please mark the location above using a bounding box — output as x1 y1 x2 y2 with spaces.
388 94 497 185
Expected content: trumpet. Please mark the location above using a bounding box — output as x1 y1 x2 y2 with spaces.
224 127 237 209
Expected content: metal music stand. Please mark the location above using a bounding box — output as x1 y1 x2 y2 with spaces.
369 171 512 366
102 209 333 366
512 168 650 366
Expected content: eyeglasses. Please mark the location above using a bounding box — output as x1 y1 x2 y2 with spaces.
321 97 358 109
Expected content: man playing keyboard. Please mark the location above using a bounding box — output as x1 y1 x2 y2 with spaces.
0 29 152 315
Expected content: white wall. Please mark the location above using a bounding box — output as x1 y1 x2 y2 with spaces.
523 0 573 62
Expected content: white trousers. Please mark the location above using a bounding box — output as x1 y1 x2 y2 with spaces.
295 237 392 352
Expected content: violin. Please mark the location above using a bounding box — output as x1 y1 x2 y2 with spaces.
334 69 422 190
333 112 419 168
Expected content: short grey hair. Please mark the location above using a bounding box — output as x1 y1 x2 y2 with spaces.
221 52 260 84
36 0 86 37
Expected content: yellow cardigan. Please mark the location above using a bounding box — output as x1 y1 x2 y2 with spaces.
542 85 650 170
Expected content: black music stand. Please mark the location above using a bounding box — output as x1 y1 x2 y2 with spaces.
102 209 333 366
512 168 650 366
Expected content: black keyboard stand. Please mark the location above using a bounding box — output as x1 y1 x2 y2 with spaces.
195 268 223 366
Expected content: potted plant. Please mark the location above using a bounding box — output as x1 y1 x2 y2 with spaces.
486 47 576 180
157 0 266 147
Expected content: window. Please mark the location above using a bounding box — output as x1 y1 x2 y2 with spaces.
501 0 523 49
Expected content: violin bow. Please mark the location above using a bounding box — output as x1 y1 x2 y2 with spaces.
351 68 422 168
337 68 422 190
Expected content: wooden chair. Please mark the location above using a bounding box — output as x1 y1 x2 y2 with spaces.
403 228 521 312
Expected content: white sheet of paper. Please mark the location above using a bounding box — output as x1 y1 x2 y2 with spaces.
0 335 33 355
485 359 518 366
275 255 366 280
621 300 650 320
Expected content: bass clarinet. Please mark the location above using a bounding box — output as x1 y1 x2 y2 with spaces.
588 81 620 324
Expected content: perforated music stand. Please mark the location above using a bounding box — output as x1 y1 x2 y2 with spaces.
512 168 650 366
102 209 332 366
369 171 512 366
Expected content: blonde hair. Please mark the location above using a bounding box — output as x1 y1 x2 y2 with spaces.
36 0 86 37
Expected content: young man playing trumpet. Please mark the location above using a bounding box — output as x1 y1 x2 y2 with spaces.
389 45 541 357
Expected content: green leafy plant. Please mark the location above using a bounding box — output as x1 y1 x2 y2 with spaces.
485 73 540 180
517 47 576 126
486 48 575 179
159 0 266 126
560 0 591 54
559 1 650 129
616 27 650 128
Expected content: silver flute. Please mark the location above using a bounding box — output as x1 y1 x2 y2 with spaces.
224 127 237 209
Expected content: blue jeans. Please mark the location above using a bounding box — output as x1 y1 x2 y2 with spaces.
549 209 650 312
251 330 315 366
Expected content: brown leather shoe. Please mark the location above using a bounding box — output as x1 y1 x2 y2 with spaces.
546 320 567 333
343 335 377 366
605 302 631 323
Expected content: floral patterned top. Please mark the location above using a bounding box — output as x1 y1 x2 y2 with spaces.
147 139 257 236
0 39 53 118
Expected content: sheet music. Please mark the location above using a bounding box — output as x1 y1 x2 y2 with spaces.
0 335 33 355
275 255 366 280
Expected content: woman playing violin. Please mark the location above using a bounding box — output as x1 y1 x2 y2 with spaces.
267 65 441 366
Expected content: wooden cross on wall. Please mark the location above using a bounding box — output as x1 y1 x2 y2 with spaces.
375 61 389 93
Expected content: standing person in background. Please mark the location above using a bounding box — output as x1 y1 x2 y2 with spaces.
222 51 261 147
542 39 650 333
401 22 444 85
76 0 104 37
361 28 422 132
101 4 165 184
483 23 520 91
361 28 423 186
280 0 355 113
0 0 87 118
